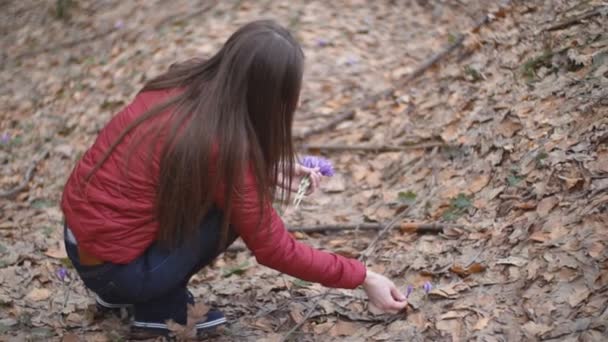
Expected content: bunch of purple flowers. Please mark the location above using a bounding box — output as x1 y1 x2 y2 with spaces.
293 156 334 208
405 281 433 298
298 155 335 177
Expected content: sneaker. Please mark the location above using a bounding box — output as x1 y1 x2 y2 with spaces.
130 291 226 339
95 294 132 318
130 309 226 339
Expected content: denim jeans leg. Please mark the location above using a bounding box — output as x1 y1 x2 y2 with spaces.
64 227 126 304
128 207 230 324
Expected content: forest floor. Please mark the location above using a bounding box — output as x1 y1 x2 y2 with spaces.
1 0 607 341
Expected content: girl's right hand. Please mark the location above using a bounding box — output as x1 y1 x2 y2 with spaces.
362 270 408 314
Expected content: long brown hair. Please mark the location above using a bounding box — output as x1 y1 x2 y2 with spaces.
87 20 304 248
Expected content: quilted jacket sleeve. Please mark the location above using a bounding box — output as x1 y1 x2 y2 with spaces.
214 164 366 289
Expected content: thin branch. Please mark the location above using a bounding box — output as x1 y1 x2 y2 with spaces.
14 1 219 60
280 212 410 341
288 223 382 233
15 28 118 59
545 6 606 31
301 141 447 153
295 89 393 140
0 150 50 198
399 13 491 86
280 10 502 340
296 12 494 140
360 210 412 262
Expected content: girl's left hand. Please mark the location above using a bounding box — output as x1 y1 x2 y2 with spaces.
294 164 322 195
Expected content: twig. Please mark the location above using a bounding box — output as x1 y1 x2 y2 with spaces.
0 150 50 198
281 211 411 341
400 222 447 234
400 13 491 85
14 1 219 60
15 28 118 59
301 141 447 153
296 11 495 140
280 291 328 342
360 210 413 262
545 6 607 31
295 89 392 140
225 221 455 253
280 11 501 340
288 223 381 233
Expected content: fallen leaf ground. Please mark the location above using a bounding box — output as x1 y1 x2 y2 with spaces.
1 0 607 341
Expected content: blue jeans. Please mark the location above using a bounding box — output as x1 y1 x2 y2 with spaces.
64 208 236 324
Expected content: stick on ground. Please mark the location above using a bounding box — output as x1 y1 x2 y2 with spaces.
301 141 447 153
297 10 494 140
546 6 606 32
0 150 50 199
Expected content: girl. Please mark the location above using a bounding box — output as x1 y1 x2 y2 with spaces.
61 20 407 339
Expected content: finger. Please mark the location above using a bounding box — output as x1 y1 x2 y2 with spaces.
386 299 409 311
390 286 406 301
311 173 321 189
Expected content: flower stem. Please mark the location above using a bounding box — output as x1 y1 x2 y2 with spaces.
293 176 310 208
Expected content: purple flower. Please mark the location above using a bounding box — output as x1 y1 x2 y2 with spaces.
114 20 124 30
345 55 359 66
317 38 330 47
0 132 9 144
56 267 68 281
423 281 433 294
299 156 334 177
405 285 414 298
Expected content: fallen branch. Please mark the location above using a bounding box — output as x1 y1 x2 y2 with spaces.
546 6 607 31
288 223 381 233
281 211 411 341
400 222 447 234
15 28 118 59
399 13 492 86
360 210 413 262
14 1 219 60
296 110 355 139
295 89 392 140
301 141 447 153
0 150 50 198
296 11 496 140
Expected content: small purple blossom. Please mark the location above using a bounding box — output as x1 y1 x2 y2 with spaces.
423 281 433 294
114 20 124 30
299 156 334 177
345 55 359 66
56 267 68 281
405 285 414 298
0 132 9 144
316 38 330 47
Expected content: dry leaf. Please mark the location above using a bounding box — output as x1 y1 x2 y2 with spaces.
529 231 549 242
496 256 528 267
439 310 469 320
568 285 590 307
323 174 346 193
61 333 81 342
329 320 360 337
436 318 462 342
497 116 522 138
523 321 552 337
536 196 559 216
449 263 486 277
45 245 67 259
472 316 490 331
289 303 306 324
429 282 470 299
26 288 51 302
468 174 491 193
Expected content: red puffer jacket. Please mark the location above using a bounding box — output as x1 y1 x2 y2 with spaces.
61 90 366 289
